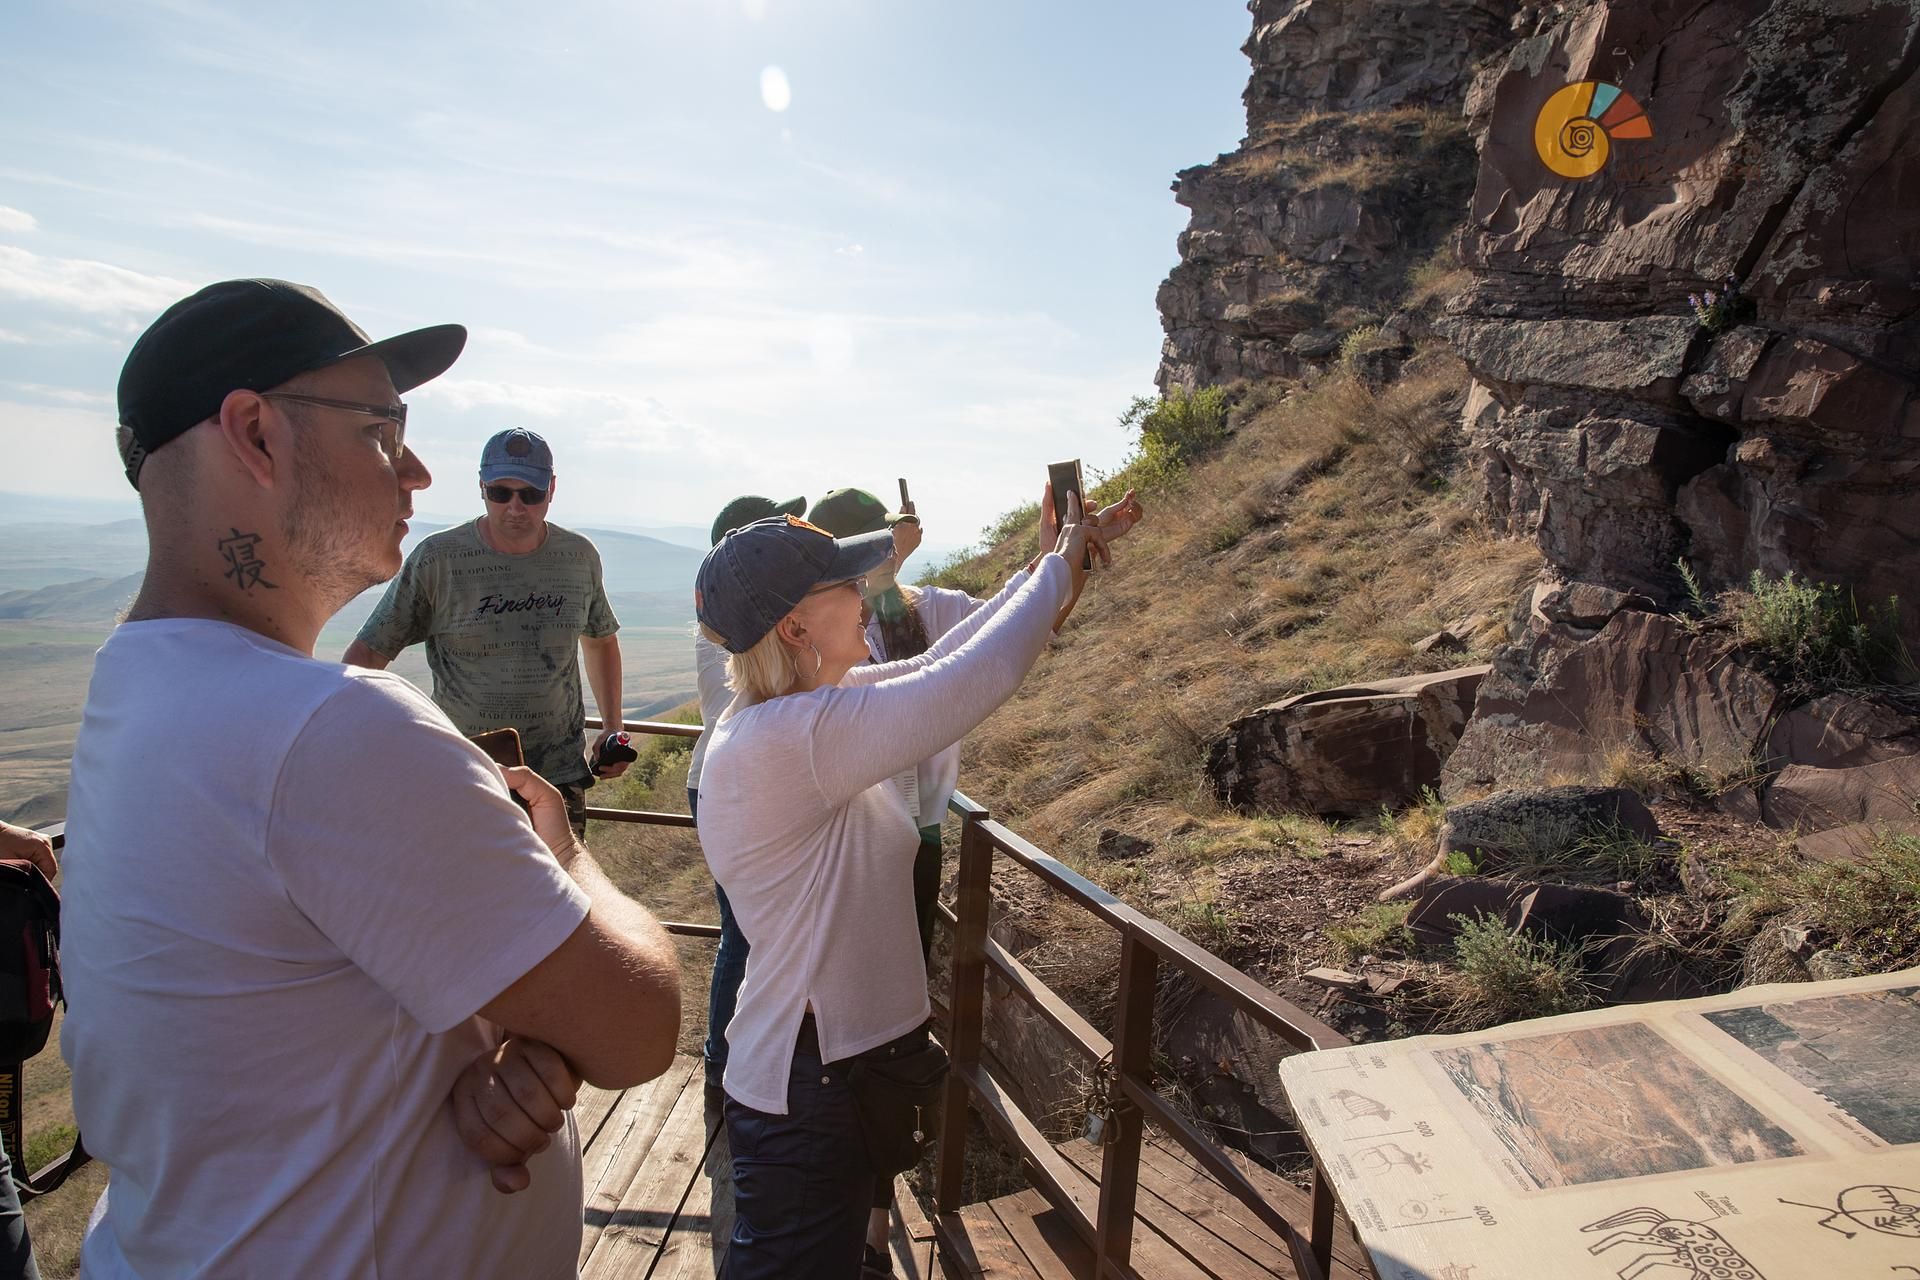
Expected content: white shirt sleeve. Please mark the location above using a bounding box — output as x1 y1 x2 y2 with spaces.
804 556 1069 805
266 675 591 1033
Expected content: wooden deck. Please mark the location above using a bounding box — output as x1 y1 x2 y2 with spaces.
575 1056 1363 1280
936 1137 1373 1280
574 1056 935 1279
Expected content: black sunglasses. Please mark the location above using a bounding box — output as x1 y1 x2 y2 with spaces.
484 483 549 506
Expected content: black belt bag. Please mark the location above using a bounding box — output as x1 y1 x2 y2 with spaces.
845 1027 950 1176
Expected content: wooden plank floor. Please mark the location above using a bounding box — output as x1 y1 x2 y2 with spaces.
936 1136 1375 1280
575 1058 1361 1280
575 1055 932 1279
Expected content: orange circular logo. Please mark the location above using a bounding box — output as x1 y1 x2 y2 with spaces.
1534 81 1652 179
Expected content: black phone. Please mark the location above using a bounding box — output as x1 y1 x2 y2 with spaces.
1047 459 1091 569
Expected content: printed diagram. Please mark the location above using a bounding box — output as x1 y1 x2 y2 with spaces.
1430 1022 1800 1188
1779 1185 1920 1239
1395 1191 1450 1223
1355 1142 1432 1175
1581 1206 1766 1280
1328 1088 1394 1123
1703 986 1920 1145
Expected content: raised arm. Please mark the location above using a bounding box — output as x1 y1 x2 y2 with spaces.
805 554 1072 805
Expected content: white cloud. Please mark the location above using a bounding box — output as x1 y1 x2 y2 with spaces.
0 382 114 408
0 207 37 234
0 330 26 344
0 246 188 319
0 400 127 499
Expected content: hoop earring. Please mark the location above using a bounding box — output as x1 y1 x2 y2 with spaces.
808 642 823 680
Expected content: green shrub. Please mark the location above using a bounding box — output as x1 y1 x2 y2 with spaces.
1730 570 1913 692
1447 913 1590 1024
1337 325 1382 370
1794 830 1920 969
1327 902 1414 962
1115 386 1230 489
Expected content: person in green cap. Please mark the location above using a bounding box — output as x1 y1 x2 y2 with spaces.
690 493 806 1112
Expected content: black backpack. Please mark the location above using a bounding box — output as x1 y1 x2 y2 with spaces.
0 859 88 1199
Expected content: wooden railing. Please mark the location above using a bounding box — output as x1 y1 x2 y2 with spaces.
36 718 1351 1276
933 792 1349 1280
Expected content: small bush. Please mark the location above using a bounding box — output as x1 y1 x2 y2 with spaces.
1794 830 1920 969
980 500 1041 552
1447 913 1591 1025
1337 325 1382 370
1116 386 1230 489
1729 570 1913 693
1327 902 1414 962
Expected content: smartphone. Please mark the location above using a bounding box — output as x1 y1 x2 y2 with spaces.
1047 459 1091 569
469 728 532 815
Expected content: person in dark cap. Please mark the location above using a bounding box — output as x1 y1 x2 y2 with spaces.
686 494 806 1115
694 488 1140 1280
63 279 681 1277
346 426 628 837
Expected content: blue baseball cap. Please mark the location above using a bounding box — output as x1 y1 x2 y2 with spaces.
479 427 553 487
696 515 896 653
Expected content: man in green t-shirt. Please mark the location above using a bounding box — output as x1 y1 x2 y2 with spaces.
345 428 626 835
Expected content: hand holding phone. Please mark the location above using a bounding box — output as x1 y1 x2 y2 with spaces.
1046 459 1091 570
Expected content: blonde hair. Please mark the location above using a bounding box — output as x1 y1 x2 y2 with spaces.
705 623 805 706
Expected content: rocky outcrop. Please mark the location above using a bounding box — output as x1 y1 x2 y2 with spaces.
1383 783 1663 899
1155 0 1518 392
1450 0 1920 643
1208 666 1488 817
1443 604 1782 793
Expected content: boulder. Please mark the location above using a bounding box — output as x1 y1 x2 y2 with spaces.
1443 611 1780 794
1208 665 1489 817
1382 784 1662 899
1413 629 1466 654
1763 756 1920 833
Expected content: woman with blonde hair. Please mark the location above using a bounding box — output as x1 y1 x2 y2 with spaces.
694 488 1138 1279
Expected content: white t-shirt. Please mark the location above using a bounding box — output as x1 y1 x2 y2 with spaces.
684 631 732 795
699 557 1068 1114
61 619 592 1279
863 585 985 828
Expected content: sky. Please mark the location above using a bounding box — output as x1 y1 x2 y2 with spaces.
0 0 1254 558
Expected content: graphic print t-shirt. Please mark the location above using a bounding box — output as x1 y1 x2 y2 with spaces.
358 520 619 785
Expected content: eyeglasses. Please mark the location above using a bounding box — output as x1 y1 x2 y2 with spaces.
484 483 549 506
262 392 408 463
804 576 866 598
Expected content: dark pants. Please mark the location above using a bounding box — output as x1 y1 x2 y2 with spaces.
693 789 753 1081
723 1017 875 1280
0 1143 39 1280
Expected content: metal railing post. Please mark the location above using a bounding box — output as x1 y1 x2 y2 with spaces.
935 806 993 1214
1093 929 1156 1278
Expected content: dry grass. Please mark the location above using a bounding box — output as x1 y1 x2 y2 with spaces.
1228 107 1471 189
941 350 1538 874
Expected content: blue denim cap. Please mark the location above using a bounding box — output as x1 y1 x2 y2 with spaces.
696 515 896 653
479 427 553 487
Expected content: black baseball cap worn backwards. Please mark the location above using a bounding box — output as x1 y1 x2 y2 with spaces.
696 515 895 654
115 278 468 489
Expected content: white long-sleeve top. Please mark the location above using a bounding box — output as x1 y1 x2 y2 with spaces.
865 585 985 828
685 631 732 794
697 555 1069 1113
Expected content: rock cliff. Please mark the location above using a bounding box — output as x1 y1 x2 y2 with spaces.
1451 0 1920 641
1155 0 1518 392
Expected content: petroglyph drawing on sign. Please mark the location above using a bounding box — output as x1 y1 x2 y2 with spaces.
1431 1022 1800 1188
1779 1185 1920 1239
1704 986 1920 1145
1355 1142 1432 1174
1329 1088 1394 1122
1581 1206 1766 1280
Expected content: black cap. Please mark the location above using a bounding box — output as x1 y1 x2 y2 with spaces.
695 515 895 653
115 278 467 489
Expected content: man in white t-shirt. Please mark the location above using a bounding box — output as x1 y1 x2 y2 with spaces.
61 279 682 1278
